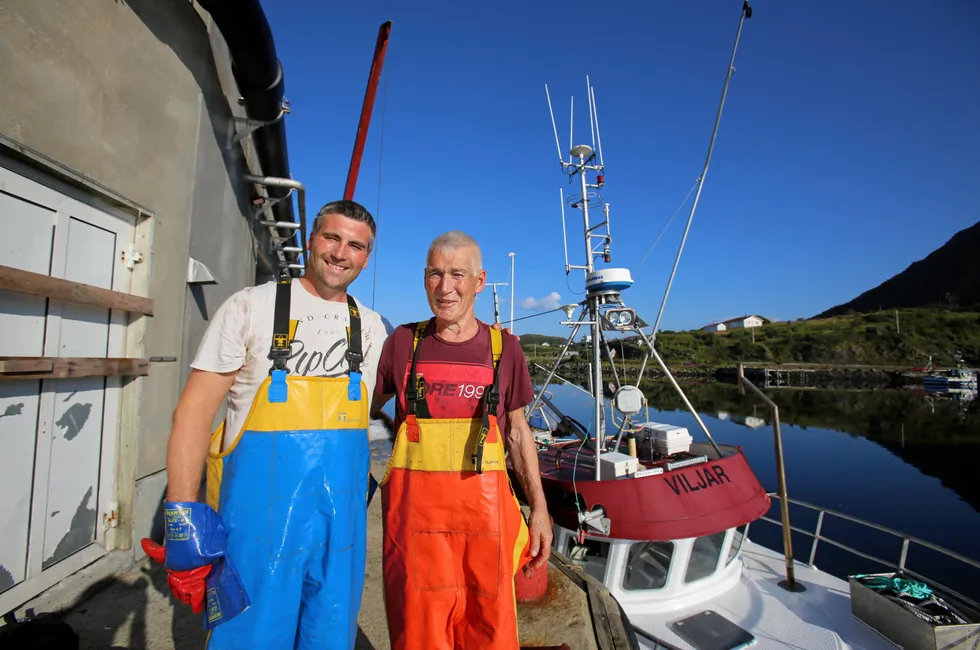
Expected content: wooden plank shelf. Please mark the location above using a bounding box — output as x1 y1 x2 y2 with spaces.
0 357 150 381
0 264 154 316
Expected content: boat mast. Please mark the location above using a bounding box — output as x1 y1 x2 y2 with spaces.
650 0 752 336
545 73 615 479
572 143 605 478
534 2 754 482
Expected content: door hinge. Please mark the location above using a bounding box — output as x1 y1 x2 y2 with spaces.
103 505 119 530
122 243 144 270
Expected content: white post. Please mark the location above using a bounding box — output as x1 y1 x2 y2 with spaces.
509 252 516 333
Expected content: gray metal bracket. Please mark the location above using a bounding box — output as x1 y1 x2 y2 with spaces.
578 505 611 535
227 101 290 149
251 191 293 219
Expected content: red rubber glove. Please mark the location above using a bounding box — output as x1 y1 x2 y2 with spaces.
141 538 213 614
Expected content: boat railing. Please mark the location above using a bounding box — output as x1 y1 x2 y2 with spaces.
735 364 802 593
757 492 980 612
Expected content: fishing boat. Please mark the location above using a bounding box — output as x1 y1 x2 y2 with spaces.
922 354 978 391
509 3 980 648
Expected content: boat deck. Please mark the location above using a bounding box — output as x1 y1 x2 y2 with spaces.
632 541 896 650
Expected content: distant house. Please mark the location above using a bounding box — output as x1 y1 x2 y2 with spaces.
701 322 727 333
700 315 766 332
724 315 765 329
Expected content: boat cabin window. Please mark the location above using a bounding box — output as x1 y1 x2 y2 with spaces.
726 525 747 566
685 532 727 583
566 537 609 583
622 541 674 591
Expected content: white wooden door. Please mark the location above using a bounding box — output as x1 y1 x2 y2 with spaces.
0 164 134 612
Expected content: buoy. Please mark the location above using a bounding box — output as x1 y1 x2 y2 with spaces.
514 564 548 602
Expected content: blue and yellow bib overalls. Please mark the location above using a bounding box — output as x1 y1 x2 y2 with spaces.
204 276 372 649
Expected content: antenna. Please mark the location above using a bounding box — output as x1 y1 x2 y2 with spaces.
560 187 570 273
568 96 574 165
590 83 604 166
487 282 508 324
543 80 612 279
544 84 563 165
586 75 596 152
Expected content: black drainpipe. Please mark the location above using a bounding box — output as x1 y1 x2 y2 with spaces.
197 0 300 272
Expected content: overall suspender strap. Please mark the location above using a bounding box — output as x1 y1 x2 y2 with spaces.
474 327 503 474
345 295 364 401
405 320 432 419
266 279 364 403
267 275 293 403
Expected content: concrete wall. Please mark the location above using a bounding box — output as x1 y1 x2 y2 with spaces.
0 0 263 555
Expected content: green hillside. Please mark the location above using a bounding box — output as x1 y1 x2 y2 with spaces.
516 333 568 346
522 308 980 368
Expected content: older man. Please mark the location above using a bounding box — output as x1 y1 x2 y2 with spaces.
371 231 552 650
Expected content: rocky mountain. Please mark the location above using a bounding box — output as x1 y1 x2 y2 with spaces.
816 220 980 317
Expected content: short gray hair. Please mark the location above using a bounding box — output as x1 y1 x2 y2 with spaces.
426 231 482 272
311 200 377 252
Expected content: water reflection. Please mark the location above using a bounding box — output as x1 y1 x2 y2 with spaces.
636 380 980 516
530 378 980 582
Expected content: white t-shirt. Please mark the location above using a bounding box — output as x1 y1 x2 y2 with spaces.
190 279 388 451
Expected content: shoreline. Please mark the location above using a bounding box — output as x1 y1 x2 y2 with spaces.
530 361 940 390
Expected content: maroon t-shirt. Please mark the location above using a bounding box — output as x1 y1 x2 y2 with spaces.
374 319 534 440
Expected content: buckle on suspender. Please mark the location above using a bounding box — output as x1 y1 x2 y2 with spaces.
474 421 489 475
484 384 499 413
345 349 363 372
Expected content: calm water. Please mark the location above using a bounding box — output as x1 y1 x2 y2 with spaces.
531 379 980 604
370 378 980 603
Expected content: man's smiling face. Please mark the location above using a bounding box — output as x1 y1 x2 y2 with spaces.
424 245 486 327
307 212 372 293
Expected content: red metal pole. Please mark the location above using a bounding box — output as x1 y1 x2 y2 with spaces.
344 21 392 201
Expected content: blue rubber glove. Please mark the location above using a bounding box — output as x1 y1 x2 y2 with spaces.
162 502 250 629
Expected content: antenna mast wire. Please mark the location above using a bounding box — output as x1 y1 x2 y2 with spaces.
636 178 699 270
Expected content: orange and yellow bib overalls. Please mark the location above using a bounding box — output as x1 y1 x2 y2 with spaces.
379 322 532 649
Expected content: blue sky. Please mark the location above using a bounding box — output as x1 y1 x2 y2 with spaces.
259 0 980 336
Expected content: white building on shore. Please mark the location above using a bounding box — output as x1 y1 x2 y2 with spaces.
700 315 766 332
